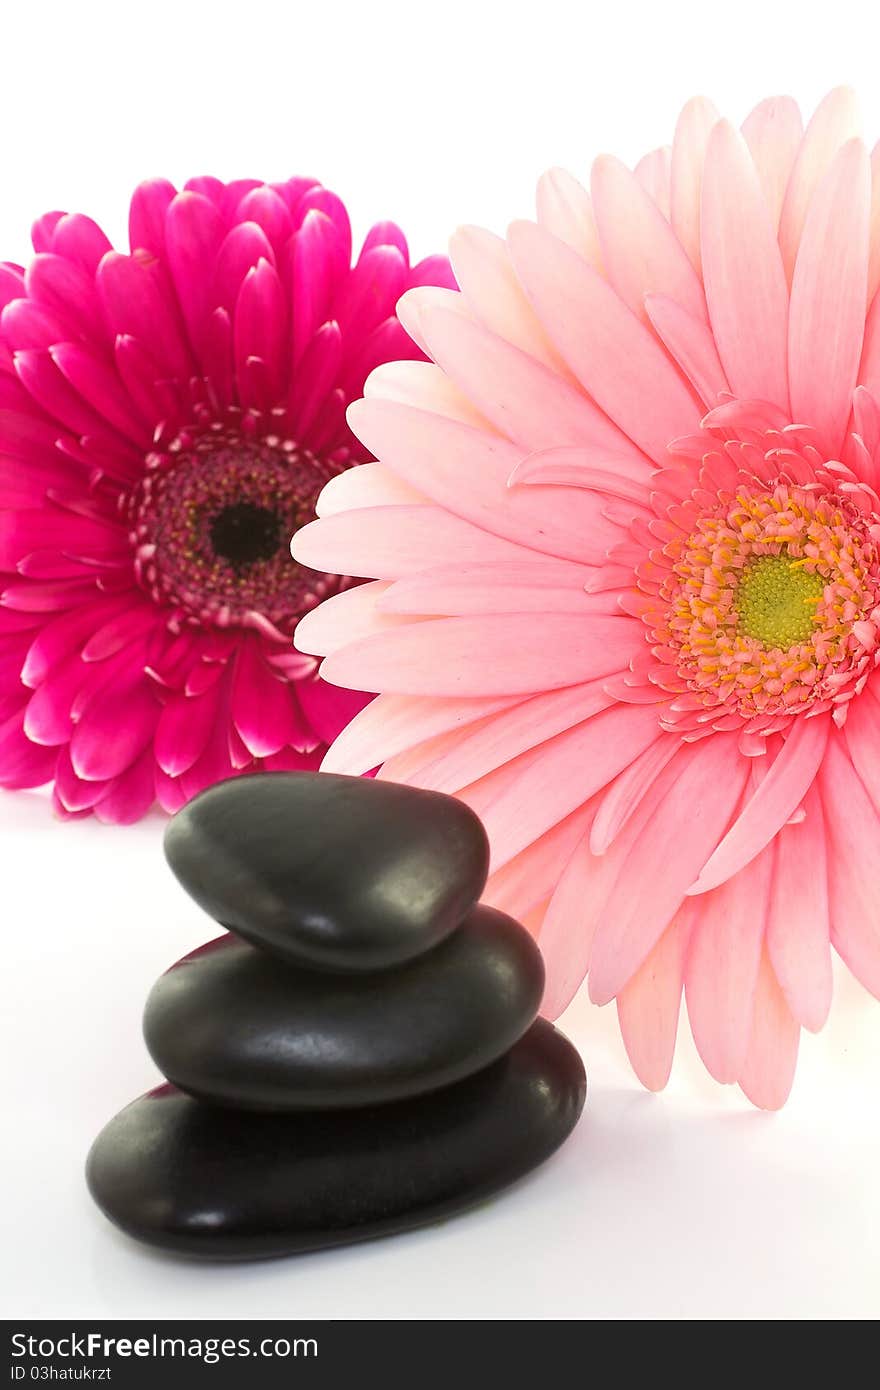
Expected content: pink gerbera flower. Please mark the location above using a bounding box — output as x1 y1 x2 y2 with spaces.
0 175 453 821
293 89 880 1108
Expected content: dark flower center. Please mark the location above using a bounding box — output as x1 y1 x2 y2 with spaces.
209 502 282 569
127 423 344 635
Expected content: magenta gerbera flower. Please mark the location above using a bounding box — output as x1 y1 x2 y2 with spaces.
0 175 453 822
293 89 880 1108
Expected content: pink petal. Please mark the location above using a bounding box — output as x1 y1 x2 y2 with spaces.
294 581 405 657
322 691 519 777
348 396 622 564
590 154 706 323
380 559 606 616
507 220 699 462
475 702 663 871
737 951 800 1110
685 846 773 1083
292 505 561 581
741 96 804 233
788 139 870 456
535 168 604 269
645 293 729 406
843 685 880 810
319 611 643 698
363 355 492 429
401 679 617 797
700 120 790 412
588 735 751 1004
868 142 880 305
415 302 652 464
315 460 427 516
537 824 603 1017
820 732 880 998
778 87 861 283
484 804 594 922
633 146 672 220
670 95 720 274
688 715 829 895
766 785 832 1032
617 906 695 1091
448 225 566 374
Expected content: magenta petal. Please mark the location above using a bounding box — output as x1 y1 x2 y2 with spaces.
128 178 176 256
31 212 66 254
164 191 226 353
407 254 457 290
295 188 352 263
233 259 288 405
288 320 343 436
231 638 301 757
97 251 192 381
0 509 122 570
360 221 409 262
235 186 293 256
154 764 189 814
80 604 160 661
272 177 321 216
333 245 407 344
2 298 66 350
50 214 112 275
0 706 57 787
25 253 106 343
183 175 225 206
50 341 153 444
290 211 346 365
22 652 88 743
53 744 109 810
295 672 371 747
93 747 156 823
262 745 323 772
211 222 275 316
69 670 160 779
154 681 222 776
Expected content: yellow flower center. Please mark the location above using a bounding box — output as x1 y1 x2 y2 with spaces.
735 554 824 649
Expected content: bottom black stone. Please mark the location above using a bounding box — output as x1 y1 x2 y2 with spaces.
86 1020 586 1260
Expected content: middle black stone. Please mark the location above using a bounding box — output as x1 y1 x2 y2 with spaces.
143 904 544 1111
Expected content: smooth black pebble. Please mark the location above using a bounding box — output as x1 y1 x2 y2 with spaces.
143 906 544 1111
163 772 490 972
86 1020 585 1259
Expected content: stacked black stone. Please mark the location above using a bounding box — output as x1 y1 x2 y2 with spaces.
86 772 586 1259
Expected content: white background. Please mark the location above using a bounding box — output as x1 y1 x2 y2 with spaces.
2 0 880 1323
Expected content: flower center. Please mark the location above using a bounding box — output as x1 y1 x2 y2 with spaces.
635 473 880 730
209 502 282 569
735 554 824 648
127 422 343 635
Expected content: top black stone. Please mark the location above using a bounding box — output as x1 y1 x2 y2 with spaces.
163 771 491 972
